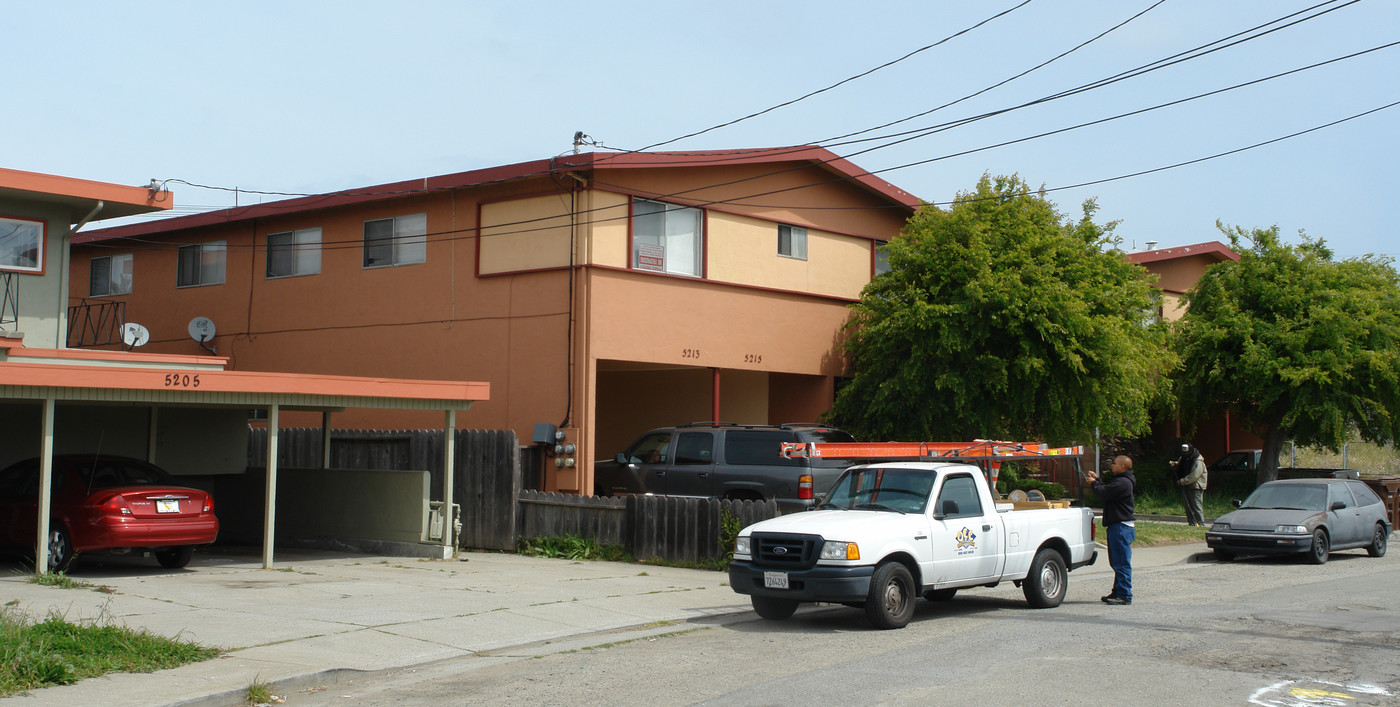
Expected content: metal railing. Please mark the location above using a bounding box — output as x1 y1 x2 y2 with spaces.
66 298 125 347
0 272 16 332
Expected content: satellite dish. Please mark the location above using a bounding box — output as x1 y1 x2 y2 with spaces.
121 322 150 348
187 316 217 343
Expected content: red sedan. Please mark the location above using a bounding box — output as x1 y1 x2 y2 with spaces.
0 454 219 571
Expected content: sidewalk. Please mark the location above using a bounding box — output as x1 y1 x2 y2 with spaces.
1 542 1210 706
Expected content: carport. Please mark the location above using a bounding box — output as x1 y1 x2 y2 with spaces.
0 342 489 572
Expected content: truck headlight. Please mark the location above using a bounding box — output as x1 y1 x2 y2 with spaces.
821 540 859 561
734 536 750 557
1274 525 1308 534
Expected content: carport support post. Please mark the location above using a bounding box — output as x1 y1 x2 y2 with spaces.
320 411 332 469
33 396 56 575
440 409 456 559
263 403 280 568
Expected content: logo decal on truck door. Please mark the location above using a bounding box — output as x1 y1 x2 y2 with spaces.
955 527 978 555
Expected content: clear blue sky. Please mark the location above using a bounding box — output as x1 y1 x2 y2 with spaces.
7 1 1397 259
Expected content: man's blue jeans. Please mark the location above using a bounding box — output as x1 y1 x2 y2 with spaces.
1106 522 1135 601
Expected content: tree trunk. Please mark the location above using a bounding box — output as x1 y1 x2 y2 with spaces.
1257 427 1288 486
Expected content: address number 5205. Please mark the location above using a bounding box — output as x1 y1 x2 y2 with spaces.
163 373 201 388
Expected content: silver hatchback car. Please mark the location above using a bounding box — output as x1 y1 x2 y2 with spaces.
1206 478 1391 564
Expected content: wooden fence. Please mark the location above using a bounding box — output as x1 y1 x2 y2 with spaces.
248 427 522 551
517 491 779 564
248 427 781 561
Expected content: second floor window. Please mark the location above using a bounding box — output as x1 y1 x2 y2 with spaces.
632 199 702 277
89 253 133 296
267 228 322 278
0 215 44 273
778 224 807 260
874 243 891 276
177 241 225 288
363 213 427 268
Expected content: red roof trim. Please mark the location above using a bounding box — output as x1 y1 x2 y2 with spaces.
75 147 919 244
1125 241 1239 265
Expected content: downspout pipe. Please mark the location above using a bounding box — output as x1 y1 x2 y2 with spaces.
70 201 104 235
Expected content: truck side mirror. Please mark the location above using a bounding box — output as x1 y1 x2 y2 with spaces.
615 453 628 464
1233 499 1242 508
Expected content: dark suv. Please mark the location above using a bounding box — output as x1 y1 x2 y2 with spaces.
593 422 856 512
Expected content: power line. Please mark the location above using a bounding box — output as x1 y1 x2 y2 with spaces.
630 0 1038 153
78 94 1400 258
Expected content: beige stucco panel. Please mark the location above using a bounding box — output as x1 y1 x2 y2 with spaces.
585 190 631 269
586 270 851 377
707 211 869 299
479 196 573 274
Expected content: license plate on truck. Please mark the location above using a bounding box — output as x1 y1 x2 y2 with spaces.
764 571 789 589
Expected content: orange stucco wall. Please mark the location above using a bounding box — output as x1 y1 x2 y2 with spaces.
69 160 910 493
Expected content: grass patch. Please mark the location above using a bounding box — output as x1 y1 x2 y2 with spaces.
1132 521 1207 547
0 606 218 697
245 676 273 704
25 573 115 595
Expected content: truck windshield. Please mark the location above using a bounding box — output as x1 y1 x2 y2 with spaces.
820 467 934 513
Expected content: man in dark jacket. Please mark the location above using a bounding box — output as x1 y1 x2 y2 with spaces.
1170 443 1209 526
1085 455 1135 605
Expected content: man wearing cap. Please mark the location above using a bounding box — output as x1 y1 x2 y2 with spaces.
1085 455 1135 606
1170 443 1208 527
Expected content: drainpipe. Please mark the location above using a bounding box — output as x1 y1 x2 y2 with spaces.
70 201 105 235
712 368 721 421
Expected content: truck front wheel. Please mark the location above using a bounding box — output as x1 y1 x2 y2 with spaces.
865 562 916 629
1023 548 1067 608
751 596 798 620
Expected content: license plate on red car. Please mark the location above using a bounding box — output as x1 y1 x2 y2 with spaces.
155 499 180 513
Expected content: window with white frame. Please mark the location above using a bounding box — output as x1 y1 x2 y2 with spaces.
778 224 807 260
176 241 226 287
89 253 133 296
266 227 322 278
363 213 427 268
0 215 44 273
632 199 702 277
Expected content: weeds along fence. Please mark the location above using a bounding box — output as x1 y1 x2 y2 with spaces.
517 491 778 564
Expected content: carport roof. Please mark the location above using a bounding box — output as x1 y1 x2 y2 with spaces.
0 342 487 410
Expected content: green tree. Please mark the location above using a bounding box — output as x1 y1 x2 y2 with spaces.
827 174 1173 445
1176 224 1400 484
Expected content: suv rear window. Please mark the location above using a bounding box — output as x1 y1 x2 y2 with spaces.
797 429 856 444
725 430 800 467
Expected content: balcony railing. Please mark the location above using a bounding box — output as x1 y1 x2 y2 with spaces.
0 272 17 333
66 298 126 348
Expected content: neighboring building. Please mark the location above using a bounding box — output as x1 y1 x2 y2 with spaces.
1126 240 1239 321
69 147 919 494
1127 240 1257 460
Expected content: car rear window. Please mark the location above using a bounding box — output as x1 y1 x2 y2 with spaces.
725 431 800 467
1349 481 1383 507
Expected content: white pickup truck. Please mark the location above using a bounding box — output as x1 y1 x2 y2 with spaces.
728 460 1098 629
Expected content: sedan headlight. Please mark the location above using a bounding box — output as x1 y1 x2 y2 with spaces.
1274 525 1308 534
820 540 860 561
734 536 751 557
1210 522 1230 531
